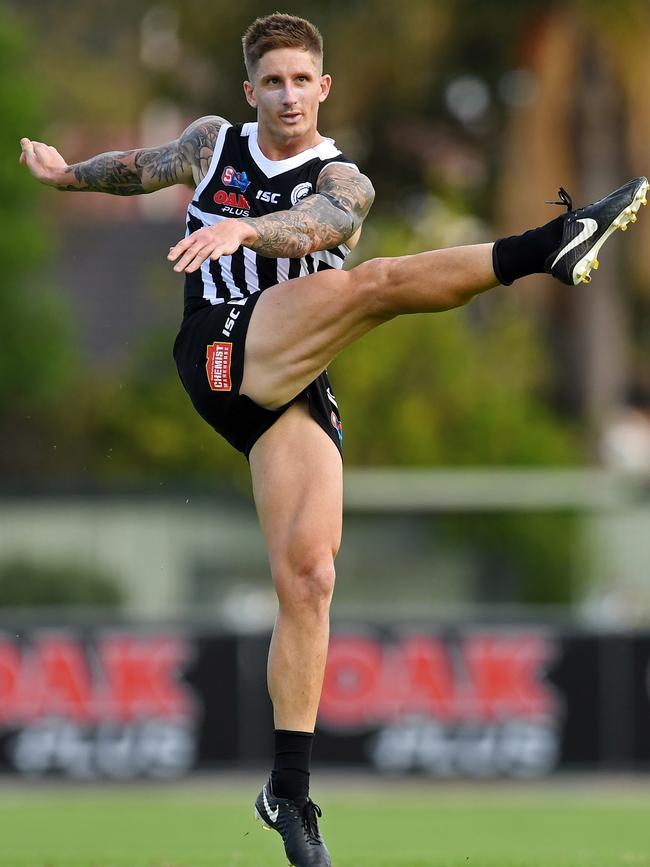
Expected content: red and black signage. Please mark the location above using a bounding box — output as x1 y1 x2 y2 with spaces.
0 625 648 778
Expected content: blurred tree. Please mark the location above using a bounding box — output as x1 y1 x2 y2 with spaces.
0 4 77 474
60 332 244 486
496 0 650 440
0 558 123 608
12 0 144 127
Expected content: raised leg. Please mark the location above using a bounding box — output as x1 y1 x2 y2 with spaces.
241 242 498 408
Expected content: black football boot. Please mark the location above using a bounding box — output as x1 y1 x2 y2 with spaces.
544 176 648 285
254 779 332 867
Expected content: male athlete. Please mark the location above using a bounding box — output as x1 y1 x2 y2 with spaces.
20 12 647 867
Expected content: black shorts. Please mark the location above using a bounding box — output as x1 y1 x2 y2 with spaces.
172 294 343 460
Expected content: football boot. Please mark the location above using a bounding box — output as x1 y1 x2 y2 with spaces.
544 176 648 285
254 779 332 867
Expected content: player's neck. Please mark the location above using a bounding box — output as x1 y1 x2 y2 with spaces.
255 124 324 161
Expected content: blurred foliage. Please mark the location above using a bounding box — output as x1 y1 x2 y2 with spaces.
59 332 240 485
439 512 585 606
0 5 77 425
332 310 582 466
0 558 123 608
333 199 583 466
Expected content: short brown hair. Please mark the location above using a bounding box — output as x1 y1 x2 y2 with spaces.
242 13 323 76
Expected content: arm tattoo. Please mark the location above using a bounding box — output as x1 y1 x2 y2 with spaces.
135 145 187 186
178 116 227 184
58 152 146 195
241 164 375 258
56 115 228 195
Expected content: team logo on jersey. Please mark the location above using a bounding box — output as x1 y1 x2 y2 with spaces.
206 342 232 392
221 166 250 193
331 411 343 445
291 182 312 205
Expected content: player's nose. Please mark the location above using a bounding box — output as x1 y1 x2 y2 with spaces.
282 85 298 105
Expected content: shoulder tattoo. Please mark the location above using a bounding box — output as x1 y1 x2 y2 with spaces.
179 115 229 183
316 163 375 234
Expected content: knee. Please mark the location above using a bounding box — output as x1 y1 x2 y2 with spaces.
274 553 336 618
349 257 397 320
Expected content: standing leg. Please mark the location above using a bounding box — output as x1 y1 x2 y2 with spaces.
250 401 341 867
250 401 342 734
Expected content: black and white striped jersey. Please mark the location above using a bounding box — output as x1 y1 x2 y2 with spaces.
183 122 357 311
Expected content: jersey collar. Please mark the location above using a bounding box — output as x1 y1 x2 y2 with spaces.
242 122 341 178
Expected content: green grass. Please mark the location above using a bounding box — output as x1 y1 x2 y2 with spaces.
0 782 649 867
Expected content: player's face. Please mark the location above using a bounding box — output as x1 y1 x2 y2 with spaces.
244 48 331 147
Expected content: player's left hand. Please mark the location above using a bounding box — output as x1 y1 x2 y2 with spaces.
167 219 256 273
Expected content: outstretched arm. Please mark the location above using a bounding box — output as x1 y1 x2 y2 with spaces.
19 115 227 195
168 162 375 272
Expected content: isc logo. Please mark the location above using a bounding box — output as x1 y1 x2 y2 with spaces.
256 190 281 203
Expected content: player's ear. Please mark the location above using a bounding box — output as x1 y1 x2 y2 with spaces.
243 80 257 109
318 74 332 103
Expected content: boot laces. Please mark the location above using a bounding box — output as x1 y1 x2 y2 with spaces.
301 799 323 843
545 186 573 212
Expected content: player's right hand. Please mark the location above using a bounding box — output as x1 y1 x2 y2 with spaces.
19 138 68 186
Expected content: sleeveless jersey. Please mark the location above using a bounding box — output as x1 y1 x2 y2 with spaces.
183 122 357 310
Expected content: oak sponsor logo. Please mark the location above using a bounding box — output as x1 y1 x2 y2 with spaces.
0 632 198 778
213 189 251 216
206 341 232 391
320 632 561 778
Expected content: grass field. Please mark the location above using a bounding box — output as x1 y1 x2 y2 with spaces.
0 777 649 867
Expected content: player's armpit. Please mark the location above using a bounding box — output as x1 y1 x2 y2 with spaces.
239 164 374 258
54 115 228 195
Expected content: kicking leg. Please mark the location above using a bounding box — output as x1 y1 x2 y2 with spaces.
241 176 647 409
241 241 498 408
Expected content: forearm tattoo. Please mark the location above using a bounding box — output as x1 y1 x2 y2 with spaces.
58 152 146 195
56 115 227 195
241 165 375 258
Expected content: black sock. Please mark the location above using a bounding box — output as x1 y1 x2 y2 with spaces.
271 729 314 801
492 215 565 285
